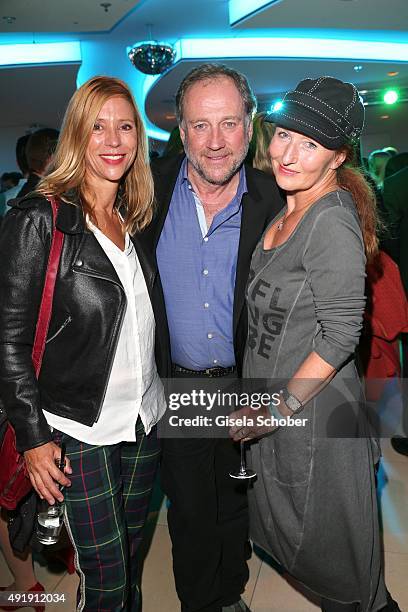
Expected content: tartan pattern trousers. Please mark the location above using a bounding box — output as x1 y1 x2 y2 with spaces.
54 419 160 612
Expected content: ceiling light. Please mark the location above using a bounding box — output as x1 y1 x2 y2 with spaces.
175 37 408 62
270 100 283 112
380 115 390 119
383 89 399 104
387 71 399 77
0 41 81 67
128 41 175 74
354 65 363 71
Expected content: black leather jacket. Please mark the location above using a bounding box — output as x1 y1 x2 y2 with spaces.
0 194 170 453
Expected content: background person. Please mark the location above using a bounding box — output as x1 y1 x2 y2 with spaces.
3 135 30 204
0 75 169 611
246 111 275 173
383 164 408 456
229 77 400 611
17 128 59 199
368 148 391 191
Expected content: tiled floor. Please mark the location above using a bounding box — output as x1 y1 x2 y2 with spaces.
1 439 407 611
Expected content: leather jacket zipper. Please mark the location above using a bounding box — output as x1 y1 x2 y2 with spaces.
72 264 127 424
93 304 126 423
46 315 72 344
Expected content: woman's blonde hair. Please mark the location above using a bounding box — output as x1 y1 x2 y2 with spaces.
38 75 154 233
251 113 275 174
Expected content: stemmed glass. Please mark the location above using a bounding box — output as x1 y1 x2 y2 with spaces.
229 440 256 480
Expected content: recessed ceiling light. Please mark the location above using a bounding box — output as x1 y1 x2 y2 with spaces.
387 71 399 77
380 115 390 119
354 65 363 71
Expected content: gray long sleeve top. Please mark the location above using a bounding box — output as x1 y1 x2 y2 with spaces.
244 189 366 379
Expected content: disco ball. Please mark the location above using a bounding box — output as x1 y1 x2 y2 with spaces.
128 41 176 75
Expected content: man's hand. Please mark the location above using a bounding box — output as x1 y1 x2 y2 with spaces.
24 442 72 505
228 405 279 442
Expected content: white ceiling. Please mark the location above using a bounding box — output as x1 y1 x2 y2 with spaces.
0 0 407 142
0 0 141 33
234 0 408 31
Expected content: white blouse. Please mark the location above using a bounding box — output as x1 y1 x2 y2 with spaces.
43 223 166 444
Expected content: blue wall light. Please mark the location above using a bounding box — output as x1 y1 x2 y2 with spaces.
0 41 81 68
176 37 408 63
229 1 282 27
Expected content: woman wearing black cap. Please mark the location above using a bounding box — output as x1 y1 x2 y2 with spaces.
229 77 399 611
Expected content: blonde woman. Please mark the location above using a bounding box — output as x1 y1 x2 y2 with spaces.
0 76 170 611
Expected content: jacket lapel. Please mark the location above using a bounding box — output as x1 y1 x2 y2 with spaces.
147 155 185 250
72 232 123 287
131 236 157 294
233 166 278 336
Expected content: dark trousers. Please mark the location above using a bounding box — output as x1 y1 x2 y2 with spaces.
55 420 160 612
160 435 249 612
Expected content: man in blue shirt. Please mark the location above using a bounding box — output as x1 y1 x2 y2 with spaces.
143 64 284 612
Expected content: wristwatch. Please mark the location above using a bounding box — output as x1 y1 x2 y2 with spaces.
279 387 303 414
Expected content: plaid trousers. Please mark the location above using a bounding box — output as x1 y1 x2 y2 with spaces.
54 419 160 612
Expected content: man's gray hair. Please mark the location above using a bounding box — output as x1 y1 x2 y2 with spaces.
175 63 257 126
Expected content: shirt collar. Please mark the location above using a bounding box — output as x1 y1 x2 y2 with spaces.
180 157 248 200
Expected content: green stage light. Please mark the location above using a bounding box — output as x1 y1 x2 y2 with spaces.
383 90 399 105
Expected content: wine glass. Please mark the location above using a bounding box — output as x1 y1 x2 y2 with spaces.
229 440 256 480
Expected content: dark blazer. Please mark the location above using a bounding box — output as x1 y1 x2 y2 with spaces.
383 166 408 294
0 194 171 452
140 155 285 375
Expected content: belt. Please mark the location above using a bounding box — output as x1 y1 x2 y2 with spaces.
172 363 236 378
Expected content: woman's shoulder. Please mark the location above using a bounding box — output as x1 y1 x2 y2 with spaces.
314 188 356 214
302 189 363 257
5 193 56 227
8 192 52 214
2 193 57 242
306 189 359 228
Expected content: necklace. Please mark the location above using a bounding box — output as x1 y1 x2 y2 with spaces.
276 217 285 231
276 202 314 231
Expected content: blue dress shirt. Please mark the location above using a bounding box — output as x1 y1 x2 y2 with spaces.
156 159 247 369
